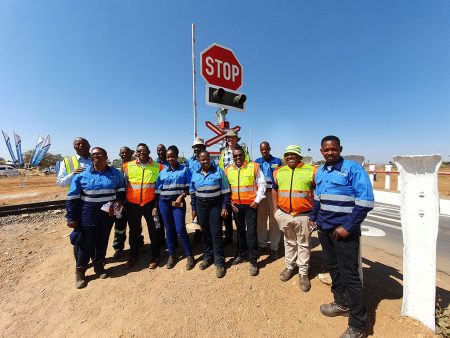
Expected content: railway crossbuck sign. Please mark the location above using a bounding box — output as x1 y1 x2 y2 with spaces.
201 44 243 91
204 121 241 147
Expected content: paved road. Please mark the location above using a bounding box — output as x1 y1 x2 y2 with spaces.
361 202 450 275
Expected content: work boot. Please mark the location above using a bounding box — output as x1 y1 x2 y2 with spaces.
279 267 297 282
269 250 278 260
166 255 176 269
299 274 311 292
339 326 366 338
125 256 138 269
320 301 349 317
216 266 226 278
75 266 87 289
249 263 259 277
199 260 213 270
94 261 109 279
148 257 160 269
186 256 195 270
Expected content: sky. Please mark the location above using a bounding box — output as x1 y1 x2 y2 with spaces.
0 0 449 164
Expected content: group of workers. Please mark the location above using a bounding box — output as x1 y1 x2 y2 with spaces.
58 131 374 338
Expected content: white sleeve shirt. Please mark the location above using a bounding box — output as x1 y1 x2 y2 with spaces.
56 155 92 187
254 167 267 204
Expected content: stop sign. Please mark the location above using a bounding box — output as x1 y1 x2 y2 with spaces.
200 43 243 91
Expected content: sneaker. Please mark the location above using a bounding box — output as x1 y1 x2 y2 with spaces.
339 326 365 338
166 255 176 269
299 274 311 292
199 260 213 270
320 301 349 317
232 256 247 265
124 256 138 269
148 257 160 269
186 256 195 270
269 250 278 260
279 267 297 282
216 266 226 278
249 264 259 276
112 249 124 260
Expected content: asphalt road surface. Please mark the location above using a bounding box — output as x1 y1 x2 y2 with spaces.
361 202 450 275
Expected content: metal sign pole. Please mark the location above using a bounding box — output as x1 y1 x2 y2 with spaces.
191 23 198 138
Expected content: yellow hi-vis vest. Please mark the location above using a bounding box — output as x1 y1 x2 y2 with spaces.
225 161 259 205
125 160 162 206
64 155 79 174
273 163 316 214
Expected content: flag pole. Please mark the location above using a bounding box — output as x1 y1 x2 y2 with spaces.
192 23 198 139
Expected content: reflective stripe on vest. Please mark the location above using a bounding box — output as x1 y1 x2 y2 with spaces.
225 162 258 205
126 161 161 206
64 156 79 175
274 164 315 214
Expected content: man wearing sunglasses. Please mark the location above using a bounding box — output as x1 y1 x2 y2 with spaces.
225 146 266 276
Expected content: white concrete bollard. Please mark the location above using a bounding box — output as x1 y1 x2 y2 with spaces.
385 164 392 190
369 164 376 186
394 154 441 331
397 172 402 192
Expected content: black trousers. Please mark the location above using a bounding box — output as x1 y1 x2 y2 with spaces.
112 210 127 251
234 204 258 265
318 229 367 331
196 199 225 267
127 200 161 259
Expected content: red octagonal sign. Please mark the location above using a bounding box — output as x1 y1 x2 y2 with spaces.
201 43 243 91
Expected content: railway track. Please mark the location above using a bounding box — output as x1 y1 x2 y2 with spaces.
0 200 66 217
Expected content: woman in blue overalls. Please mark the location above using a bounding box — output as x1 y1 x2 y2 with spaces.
66 147 125 289
154 145 194 270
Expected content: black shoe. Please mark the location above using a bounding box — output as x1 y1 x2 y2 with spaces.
249 264 259 276
216 266 226 278
269 250 278 260
199 260 213 270
320 302 349 317
94 261 109 279
166 255 176 269
299 274 311 292
339 326 365 338
186 256 195 270
124 256 138 269
112 249 123 260
232 256 246 265
279 267 297 282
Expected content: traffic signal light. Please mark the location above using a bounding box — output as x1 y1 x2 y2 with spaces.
206 84 247 112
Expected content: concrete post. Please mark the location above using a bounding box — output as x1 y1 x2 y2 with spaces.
369 164 376 186
385 164 392 190
394 154 441 331
397 172 402 192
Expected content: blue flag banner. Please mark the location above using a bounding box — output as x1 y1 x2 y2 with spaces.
2 130 17 163
14 132 24 166
30 135 44 167
33 135 51 166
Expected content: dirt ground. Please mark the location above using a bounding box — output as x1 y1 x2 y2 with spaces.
0 175 449 337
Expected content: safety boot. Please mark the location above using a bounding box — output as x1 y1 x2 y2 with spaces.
94 261 109 279
75 266 87 289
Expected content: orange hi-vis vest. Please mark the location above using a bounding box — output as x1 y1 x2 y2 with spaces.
125 159 163 206
273 163 316 215
225 161 259 205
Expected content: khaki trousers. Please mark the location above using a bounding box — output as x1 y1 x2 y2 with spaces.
274 209 311 275
257 191 281 251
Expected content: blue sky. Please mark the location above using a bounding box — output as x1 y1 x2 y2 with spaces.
0 0 449 164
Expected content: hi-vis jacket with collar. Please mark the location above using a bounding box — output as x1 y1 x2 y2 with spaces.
273 163 317 215
225 161 266 205
124 159 164 206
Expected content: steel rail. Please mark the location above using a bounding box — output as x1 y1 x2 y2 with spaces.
0 200 66 217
